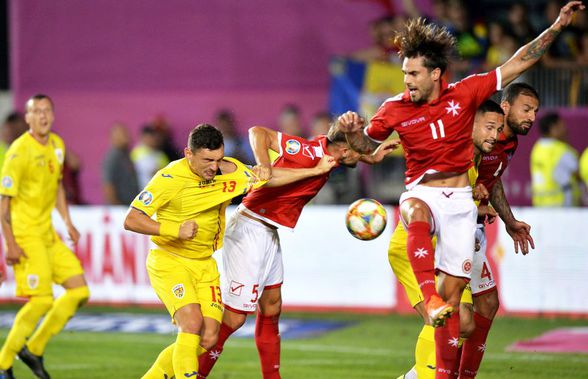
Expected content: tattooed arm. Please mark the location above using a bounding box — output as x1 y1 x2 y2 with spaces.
491 179 535 255
500 1 585 86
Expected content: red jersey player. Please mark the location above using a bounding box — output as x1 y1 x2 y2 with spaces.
197 124 397 379
458 82 539 378
338 3 584 378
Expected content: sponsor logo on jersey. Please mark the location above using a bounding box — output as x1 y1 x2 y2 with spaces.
27 274 39 289
138 191 153 206
482 155 498 161
161 173 173 178
462 259 472 274
285 139 301 155
54 148 64 164
2 176 13 189
172 284 185 299
229 280 244 296
401 116 426 127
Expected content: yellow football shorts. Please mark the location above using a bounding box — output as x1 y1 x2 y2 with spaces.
388 222 473 307
146 249 223 322
14 233 85 298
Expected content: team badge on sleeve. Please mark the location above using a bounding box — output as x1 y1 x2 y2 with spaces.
172 284 185 299
138 191 153 206
54 148 64 164
1 176 13 189
285 139 301 155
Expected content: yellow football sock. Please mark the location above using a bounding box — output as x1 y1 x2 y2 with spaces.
173 332 200 377
0 296 53 369
415 324 436 379
27 286 90 356
142 343 175 379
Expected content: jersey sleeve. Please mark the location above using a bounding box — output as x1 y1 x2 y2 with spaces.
0 145 27 197
130 171 179 217
366 102 395 143
460 68 502 107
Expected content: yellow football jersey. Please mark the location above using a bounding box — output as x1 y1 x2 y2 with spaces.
132 157 263 259
0 132 65 242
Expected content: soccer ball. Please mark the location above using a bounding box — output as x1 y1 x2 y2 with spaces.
345 198 387 241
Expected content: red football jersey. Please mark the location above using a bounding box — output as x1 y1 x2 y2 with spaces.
366 69 502 188
476 132 519 195
241 132 332 229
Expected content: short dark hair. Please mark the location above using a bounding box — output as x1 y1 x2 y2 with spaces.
26 94 54 110
539 112 560 136
188 124 224 151
477 100 504 116
501 82 540 105
394 18 456 74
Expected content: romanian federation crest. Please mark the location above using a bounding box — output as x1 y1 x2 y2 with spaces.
172 284 185 299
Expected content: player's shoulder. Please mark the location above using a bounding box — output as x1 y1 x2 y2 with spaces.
151 159 187 183
220 156 250 174
48 132 65 146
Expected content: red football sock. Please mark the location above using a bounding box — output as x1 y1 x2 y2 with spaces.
406 221 437 302
197 322 235 377
435 311 461 378
255 313 281 379
459 312 493 378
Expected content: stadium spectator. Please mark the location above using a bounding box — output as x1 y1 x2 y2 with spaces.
531 112 581 206
131 124 170 189
505 2 536 44
62 150 85 205
152 115 182 162
102 123 139 205
0 112 28 170
0 94 90 379
349 15 404 63
277 104 305 137
215 109 254 164
485 22 518 70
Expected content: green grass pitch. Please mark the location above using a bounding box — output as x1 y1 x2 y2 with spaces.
1 310 587 378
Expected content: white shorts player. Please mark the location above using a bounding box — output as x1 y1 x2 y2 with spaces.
222 209 284 313
399 185 478 279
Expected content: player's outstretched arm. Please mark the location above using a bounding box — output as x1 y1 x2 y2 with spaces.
263 155 337 187
336 111 379 154
248 126 280 181
490 179 535 255
500 1 585 86
124 207 198 240
360 139 401 165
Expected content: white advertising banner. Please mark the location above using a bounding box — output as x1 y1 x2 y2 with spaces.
0 206 586 315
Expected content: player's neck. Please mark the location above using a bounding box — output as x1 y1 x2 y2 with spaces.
28 130 49 145
426 84 442 104
503 122 515 139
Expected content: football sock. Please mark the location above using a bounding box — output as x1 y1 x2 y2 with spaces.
255 313 281 379
197 322 236 377
434 310 460 378
27 286 90 356
141 343 174 379
173 332 200 378
459 312 493 378
415 324 436 379
406 222 437 301
0 296 53 369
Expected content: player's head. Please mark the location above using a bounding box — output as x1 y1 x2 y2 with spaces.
472 100 504 154
25 94 55 138
395 18 456 103
185 123 225 180
326 124 361 168
539 112 567 141
500 82 540 136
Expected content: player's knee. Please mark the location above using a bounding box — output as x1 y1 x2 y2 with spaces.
478 290 500 319
200 329 219 350
400 199 431 224
259 297 282 317
223 309 247 330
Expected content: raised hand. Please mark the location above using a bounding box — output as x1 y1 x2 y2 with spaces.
371 139 401 163
554 1 585 29
315 154 337 174
179 220 198 240
336 111 365 133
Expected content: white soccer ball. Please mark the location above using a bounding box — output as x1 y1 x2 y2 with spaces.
345 198 387 241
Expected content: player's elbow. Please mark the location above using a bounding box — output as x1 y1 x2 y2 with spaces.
123 211 138 232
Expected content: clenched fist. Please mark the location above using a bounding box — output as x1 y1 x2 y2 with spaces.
179 220 198 240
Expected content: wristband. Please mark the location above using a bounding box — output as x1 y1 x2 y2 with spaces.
159 221 180 238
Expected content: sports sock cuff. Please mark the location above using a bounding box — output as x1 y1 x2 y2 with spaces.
177 332 200 347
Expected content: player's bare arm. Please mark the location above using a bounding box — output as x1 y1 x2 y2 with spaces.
491 179 535 255
500 1 585 86
336 111 379 154
360 139 401 164
56 182 80 244
124 207 198 240
264 155 337 187
249 126 280 181
0 195 27 265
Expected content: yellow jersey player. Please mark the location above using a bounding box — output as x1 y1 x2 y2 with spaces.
389 101 504 379
124 124 336 379
0 94 90 379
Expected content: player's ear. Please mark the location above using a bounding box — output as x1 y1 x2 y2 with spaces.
431 67 441 81
500 100 510 114
183 147 192 158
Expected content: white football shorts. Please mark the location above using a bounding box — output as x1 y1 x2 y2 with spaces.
399 185 477 279
221 211 283 313
470 225 497 295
